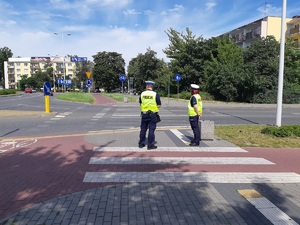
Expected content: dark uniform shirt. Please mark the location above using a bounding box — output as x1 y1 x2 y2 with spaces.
190 96 197 107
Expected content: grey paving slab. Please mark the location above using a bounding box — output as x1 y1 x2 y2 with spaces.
3 183 300 225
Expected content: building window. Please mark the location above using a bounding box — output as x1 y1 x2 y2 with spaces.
16 63 20 66
68 63 72 66
17 69 21 72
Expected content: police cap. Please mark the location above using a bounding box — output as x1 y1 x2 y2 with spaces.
145 81 155 86
190 84 199 90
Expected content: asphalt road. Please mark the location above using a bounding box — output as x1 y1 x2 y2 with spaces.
0 92 300 139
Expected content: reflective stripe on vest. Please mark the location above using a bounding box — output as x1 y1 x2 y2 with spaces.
188 94 202 116
140 90 159 112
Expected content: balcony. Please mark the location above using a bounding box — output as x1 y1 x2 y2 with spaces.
290 27 300 35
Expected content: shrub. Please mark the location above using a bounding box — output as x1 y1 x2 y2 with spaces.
261 125 300 137
0 89 17 95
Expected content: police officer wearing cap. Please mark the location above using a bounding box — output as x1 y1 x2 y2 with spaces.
138 81 161 150
188 84 202 146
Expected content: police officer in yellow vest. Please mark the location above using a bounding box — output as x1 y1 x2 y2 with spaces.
138 81 161 150
188 84 202 146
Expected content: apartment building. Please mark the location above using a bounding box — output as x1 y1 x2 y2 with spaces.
220 16 295 48
4 56 76 89
287 15 300 48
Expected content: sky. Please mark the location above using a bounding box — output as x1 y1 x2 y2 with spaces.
1 0 300 67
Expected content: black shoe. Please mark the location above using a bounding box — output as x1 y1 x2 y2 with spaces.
189 142 199 146
138 144 145 148
147 145 157 150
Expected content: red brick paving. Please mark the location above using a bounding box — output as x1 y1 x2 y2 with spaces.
93 93 117 105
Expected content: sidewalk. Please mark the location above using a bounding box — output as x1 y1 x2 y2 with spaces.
1 94 300 225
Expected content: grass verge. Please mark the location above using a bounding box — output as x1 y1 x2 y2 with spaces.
215 125 300 148
56 92 95 104
102 93 139 102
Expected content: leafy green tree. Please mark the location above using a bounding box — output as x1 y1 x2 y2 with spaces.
127 48 165 94
284 37 300 85
31 69 51 89
204 37 244 102
163 28 208 92
242 36 280 103
0 47 13 86
92 51 125 92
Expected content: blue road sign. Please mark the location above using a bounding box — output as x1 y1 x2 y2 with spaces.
43 81 51 95
57 78 64 85
71 57 78 62
78 57 87 62
64 80 72 87
174 74 182 81
71 57 87 62
119 74 126 83
86 79 92 87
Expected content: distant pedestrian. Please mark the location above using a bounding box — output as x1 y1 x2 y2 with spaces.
138 81 161 150
188 84 202 146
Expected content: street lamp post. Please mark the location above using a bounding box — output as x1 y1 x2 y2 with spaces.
276 0 287 127
48 54 56 91
54 32 71 92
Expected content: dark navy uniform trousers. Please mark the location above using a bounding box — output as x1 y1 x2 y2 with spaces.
189 115 200 145
139 112 157 146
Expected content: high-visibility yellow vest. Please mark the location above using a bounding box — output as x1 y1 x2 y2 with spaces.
188 94 202 116
140 90 159 112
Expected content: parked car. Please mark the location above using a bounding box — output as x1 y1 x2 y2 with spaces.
25 88 34 93
94 87 101 93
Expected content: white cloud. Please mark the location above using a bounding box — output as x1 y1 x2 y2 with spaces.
205 1 217 11
257 3 281 16
123 9 141 16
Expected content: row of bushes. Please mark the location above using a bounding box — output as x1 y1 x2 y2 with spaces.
0 89 17 95
158 90 215 101
261 125 300 137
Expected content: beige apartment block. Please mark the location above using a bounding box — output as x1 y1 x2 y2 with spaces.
287 16 300 48
220 16 295 48
4 56 76 89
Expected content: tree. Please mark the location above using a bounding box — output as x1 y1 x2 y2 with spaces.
204 37 244 102
0 47 13 86
92 51 125 92
242 36 280 103
127 48 166 94
163 28 208 92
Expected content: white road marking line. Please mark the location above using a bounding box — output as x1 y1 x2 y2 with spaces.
93 146 247 152
170 129 191 145
89 157 274 165
83 172 300 183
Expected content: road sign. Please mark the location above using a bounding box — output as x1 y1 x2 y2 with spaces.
43 81 51 95
71 57 87 62
57 78 64 85
64 80 72 86
71 57 78 62
86 79 92 87
119 74 126 83
174 74 182 81
86 72 91 79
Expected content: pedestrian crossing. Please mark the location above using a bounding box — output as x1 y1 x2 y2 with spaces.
83 146 300 184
